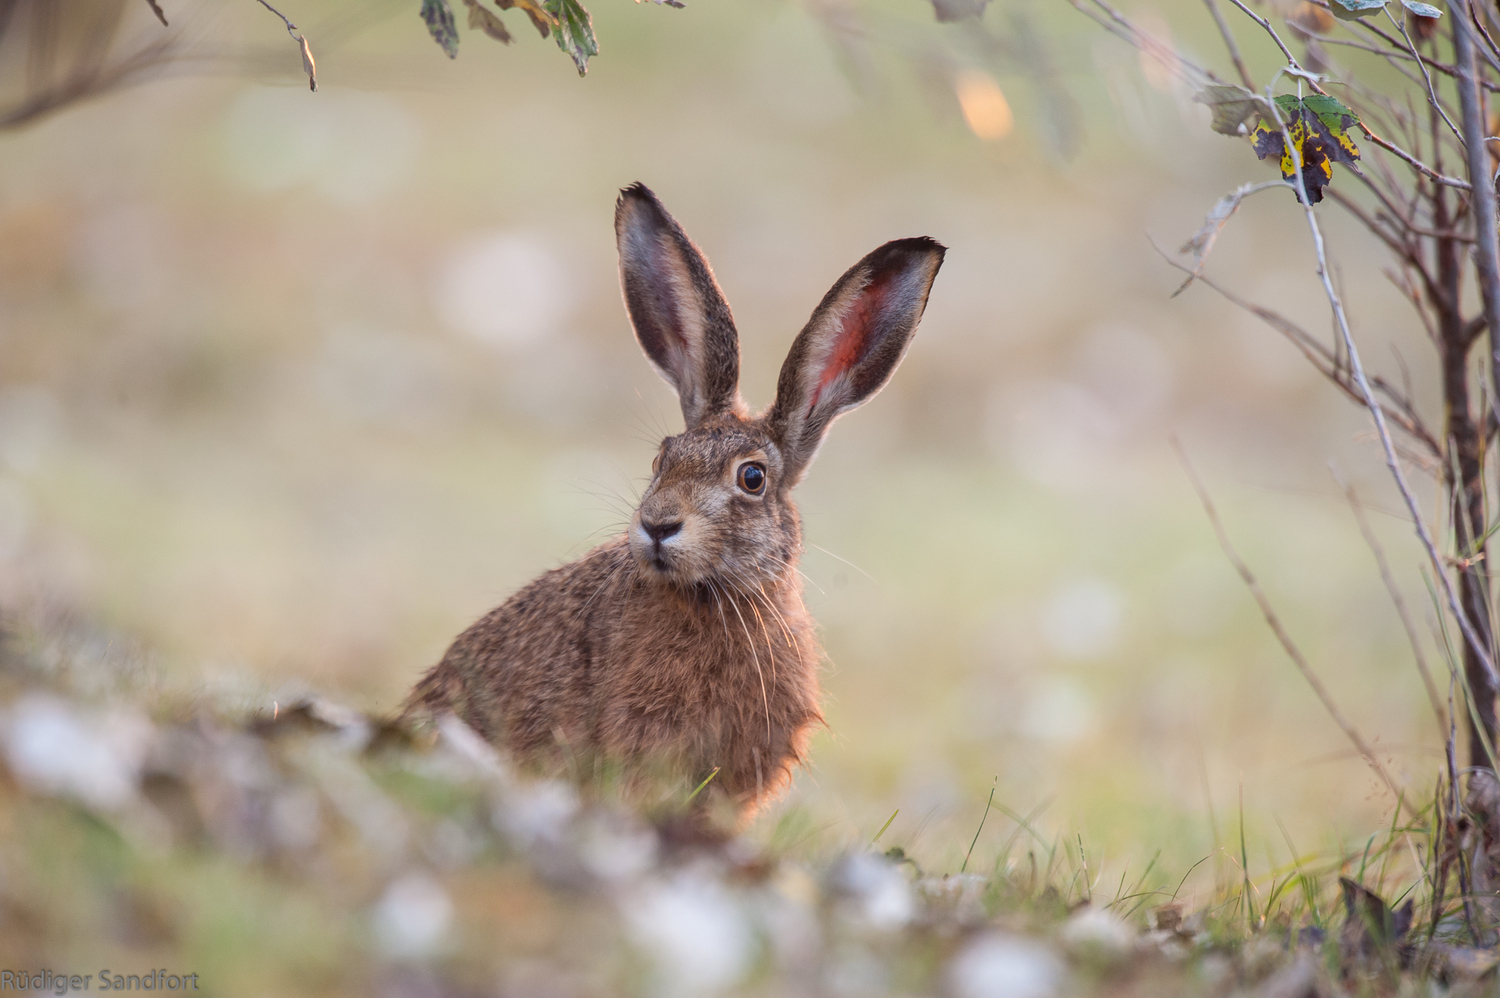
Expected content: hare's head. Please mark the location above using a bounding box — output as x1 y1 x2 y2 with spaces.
615 184 944 591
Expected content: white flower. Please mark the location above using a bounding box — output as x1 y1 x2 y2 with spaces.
3 693 150 811
828 853 915 931
623 873 755 997
372 874 454 960
1062 906 1136 957
948 933 1064 998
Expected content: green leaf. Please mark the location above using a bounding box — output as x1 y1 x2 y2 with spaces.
543 0 597 75
1400 0 1442 16
497 0 555 38
462 0 514 42
1269 93 1302 118
1300 93 1359 138
1328 0 1385 19
1194 85 1260 135
422 0 460 57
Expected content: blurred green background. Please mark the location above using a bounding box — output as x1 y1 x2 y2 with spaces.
0 0 1441 888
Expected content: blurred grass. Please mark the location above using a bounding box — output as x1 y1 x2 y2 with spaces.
0 0 1459 947
0 623 1453 996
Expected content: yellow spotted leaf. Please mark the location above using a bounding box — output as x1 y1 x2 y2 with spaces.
1250 94 1360 204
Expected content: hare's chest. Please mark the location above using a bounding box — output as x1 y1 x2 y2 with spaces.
593 608 806 751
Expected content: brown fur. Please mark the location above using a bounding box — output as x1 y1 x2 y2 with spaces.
404 183 944 823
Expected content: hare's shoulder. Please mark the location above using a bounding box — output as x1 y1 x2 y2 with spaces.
424 534 637 742
452 534 636 650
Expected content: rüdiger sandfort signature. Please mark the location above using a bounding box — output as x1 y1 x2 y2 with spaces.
0 971 199 993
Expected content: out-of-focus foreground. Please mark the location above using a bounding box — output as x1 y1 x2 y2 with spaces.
0 0 1461 991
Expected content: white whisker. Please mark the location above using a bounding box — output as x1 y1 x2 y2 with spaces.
723 583 772 743
809 543 876 582
579 549 630 618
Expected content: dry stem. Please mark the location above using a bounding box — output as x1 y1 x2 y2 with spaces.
1172 438 1417 820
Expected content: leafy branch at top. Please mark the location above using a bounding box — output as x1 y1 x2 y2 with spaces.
422 0 682 76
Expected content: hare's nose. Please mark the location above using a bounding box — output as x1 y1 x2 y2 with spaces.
642 519 683 543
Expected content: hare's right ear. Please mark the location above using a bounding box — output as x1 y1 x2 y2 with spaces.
767 237 944 484
616 183 742 428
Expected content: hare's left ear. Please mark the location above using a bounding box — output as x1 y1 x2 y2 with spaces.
616 183 742 428
767 237 944 484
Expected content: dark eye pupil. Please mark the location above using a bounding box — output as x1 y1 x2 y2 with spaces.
740 464 765 493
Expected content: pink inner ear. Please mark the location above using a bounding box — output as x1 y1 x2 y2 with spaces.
652 233 692 357
806 271 891 415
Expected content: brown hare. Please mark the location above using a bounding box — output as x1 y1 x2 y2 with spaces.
404 183 944 824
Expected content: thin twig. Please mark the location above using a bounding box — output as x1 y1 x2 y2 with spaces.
1325 185 1415 257
1203 0 1254 89
1338 474 1448 736
251 0 317 91
1085 0 1217 82
1172 438 1418 821
1316 34 1500 93
1455 0 1500 75
1152 242 1442 456
1362 125 1474 189
1385 5 1464 144
1224 0 1300 67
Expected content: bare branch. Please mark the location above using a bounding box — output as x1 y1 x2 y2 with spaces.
1317 34 1500 93
1452 1 1500 411
0 34 177 131
1223 0 1301 69
251 0 317 91
1172 438 1419 821
1202 0 1255 89
1071 0 1217 84
1173 180 1289 295
1325 185 1414 257
1385 5 1464 144
1269 87 1500 697
1362 125 1473 189
1153 240 1443 455
1339 475 1449 736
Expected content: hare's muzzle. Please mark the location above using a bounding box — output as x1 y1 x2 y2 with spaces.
633 515 684 573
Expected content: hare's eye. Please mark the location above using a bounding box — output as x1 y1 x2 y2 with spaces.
736 462 767 495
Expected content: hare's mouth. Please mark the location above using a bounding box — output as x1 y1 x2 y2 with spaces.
630 536 680 578
632 543 710 587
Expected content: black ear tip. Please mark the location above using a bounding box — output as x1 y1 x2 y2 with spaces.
905 236 947 257
616 183 671 231
618 182 658 207
873 236 947 272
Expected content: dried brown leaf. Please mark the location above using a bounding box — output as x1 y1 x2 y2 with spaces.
1337 877 1412 970
297 34 317 91
497 0 554 38
1286 1 1335 35
1193 85 1259 136
463 0 515 43
142 0 169 27
1173 182 1281 296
